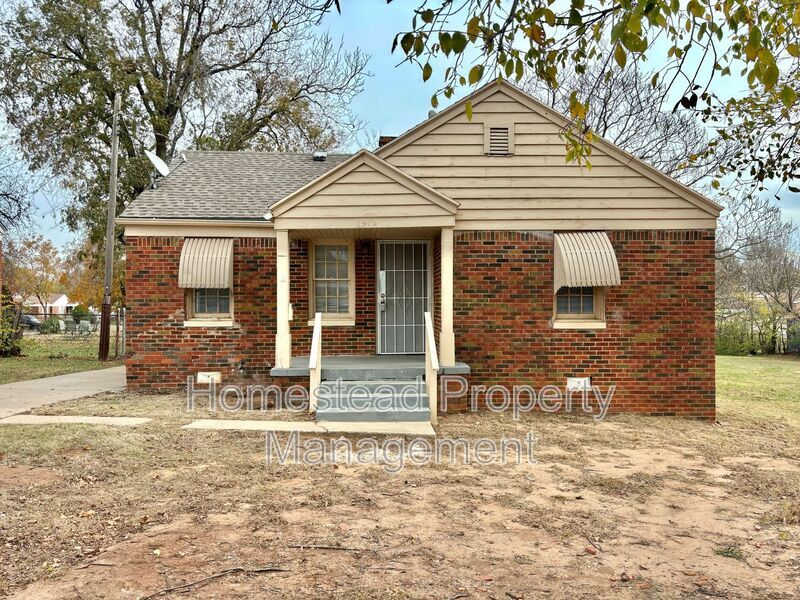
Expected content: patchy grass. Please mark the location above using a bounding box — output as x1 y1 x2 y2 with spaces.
764 501 800 526
0 355 798 599
579 472 664 499
714 545 746 561
0 336 122 384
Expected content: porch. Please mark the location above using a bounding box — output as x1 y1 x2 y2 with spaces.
270 354 470 379
264 151 468 426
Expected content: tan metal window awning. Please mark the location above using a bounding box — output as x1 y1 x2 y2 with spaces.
178 238 234 289
554 232 620 292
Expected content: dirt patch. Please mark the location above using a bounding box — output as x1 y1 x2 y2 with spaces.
0 464 60 488
2 371 800 598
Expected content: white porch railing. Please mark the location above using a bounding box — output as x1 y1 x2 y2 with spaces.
424 311 439 426
309 312 322 414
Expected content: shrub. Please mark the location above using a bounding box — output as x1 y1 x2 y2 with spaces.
0 305 22 357
71 304 91 323
715 319 757 355
0 325 22 356
40 316 62 334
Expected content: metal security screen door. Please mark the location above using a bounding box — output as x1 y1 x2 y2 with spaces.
378 241 431 354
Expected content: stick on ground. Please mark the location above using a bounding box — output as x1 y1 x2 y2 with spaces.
139 565 288 599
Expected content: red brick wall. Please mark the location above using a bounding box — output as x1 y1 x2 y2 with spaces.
125 236 278 390
451 230 716 419
126 236 378 390
126 231 716 419
290 239 377 355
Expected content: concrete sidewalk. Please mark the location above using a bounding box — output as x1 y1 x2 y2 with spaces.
182 418 436 437
0 366 126 419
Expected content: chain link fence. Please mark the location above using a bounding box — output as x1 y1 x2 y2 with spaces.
16 309 126 360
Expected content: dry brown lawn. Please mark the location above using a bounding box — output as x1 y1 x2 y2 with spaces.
0 355 799 599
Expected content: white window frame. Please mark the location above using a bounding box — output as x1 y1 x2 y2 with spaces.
184 288 235 328
309 240 356 326
552 286 606 330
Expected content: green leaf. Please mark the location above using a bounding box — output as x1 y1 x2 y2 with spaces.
763 62 779 90
468 64 484 84
414 35 424 57
465 100 473 122
431 94 439 109
788 43 800 58
422 62 432 82
781 85 797 108
451 32 467 54
421 8 434 23
400 33 414 54
748 26 762 48
614 44 627 69
439 32 452 55
687 0 704 18
467 15 481 41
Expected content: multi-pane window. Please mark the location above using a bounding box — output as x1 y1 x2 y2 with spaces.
313 244 350 314
193 288 231 316
556 286 596 318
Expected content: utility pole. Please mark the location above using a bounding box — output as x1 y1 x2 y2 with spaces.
99 93 120 361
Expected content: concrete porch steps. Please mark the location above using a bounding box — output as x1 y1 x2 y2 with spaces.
315 379 431 423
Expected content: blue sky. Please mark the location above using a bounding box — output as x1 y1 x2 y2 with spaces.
21 0 800 245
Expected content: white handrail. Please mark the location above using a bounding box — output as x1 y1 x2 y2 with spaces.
423 312 439 426
309 312 322 413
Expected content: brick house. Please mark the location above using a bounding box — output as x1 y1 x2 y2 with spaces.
118 81 719 422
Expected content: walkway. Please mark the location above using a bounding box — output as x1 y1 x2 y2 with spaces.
0 366 126 419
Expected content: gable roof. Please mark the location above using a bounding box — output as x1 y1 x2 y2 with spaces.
120 150 351 221
376 80 722 218
270 149 460 217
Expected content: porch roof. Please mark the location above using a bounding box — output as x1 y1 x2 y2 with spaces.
270 150 460 231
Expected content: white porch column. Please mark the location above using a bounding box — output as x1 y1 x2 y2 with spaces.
275 229 292 368
440 227 455 367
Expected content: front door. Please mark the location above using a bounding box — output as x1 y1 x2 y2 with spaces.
377 241 430 354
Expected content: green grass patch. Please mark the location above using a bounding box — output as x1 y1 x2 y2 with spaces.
0 336 121 384
716 355 800 425
714 545 745 561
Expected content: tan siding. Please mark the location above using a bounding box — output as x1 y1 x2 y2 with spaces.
384 89 712 230
274 153 457 230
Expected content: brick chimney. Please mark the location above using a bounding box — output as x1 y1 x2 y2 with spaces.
378 135 397 148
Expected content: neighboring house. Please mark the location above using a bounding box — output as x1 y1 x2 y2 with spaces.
118 81 720 420
22 293 78 316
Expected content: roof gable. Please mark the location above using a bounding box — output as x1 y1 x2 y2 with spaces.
270 150 460 219
377 80 722 218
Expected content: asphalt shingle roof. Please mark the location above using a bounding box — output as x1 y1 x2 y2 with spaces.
120 150 352 220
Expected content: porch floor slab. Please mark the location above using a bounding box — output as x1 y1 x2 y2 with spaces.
0 415 151 427
270 354 470 378
181 418 436 437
